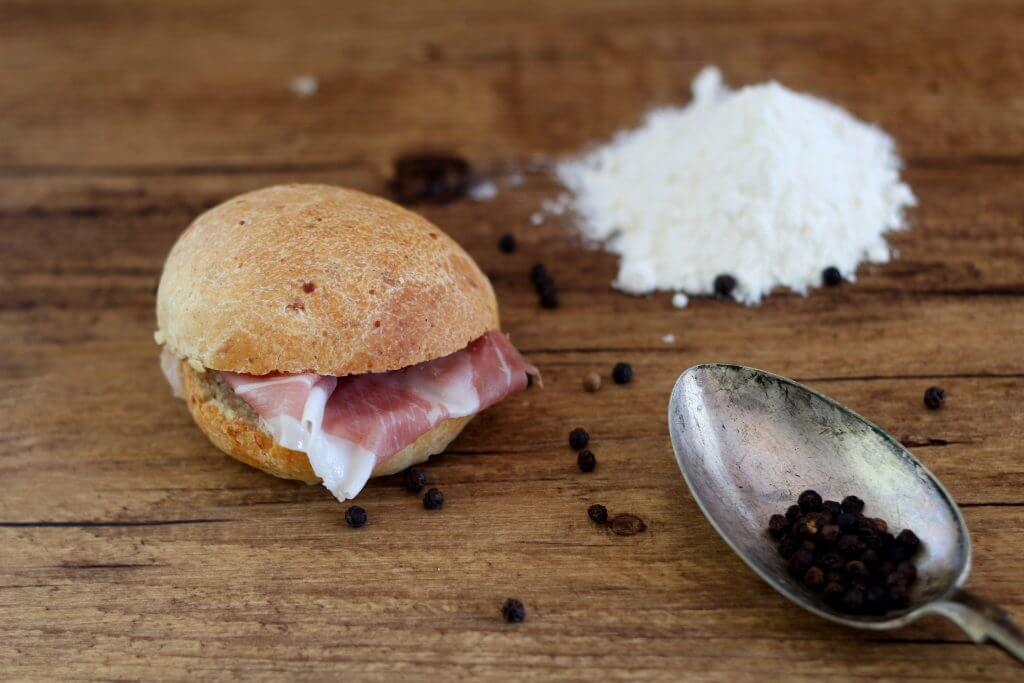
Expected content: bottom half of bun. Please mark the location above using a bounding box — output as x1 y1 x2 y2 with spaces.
179 363 474 483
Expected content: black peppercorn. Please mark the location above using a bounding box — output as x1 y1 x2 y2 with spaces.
836 512 859 532
822 500 843 518
612 362 633 385
855 515 877 535
391 153 471 204
497 233 517 253
344 505 367 528
423 488 445 510
588 503 609 524
885 572 908 589
923 386 946 410
768 514 789 538
788 549 815 577
577 450 596 472
501 598 526 623
821 523 841 544
713 273 737 300
539 288 560 309
897 529 921 552
845 560 868 581
800 512 831 539
856 524 880 544
803 566 826 591
888 543 913 563
842 588 865 613
865 585 887 613
819 551 844 571
841 495 865 515
797 489 823 512
896 561 917 583
826 571 846 588
837 534 864 558
403 467 427 493
823 582 845 606
531 266 559 310
568 428 590 451
872 517 888 534
860 549 880 569
777 534 800 558
535 275 555 291
785 504 802 523
887 584 910 609
795 516 815 539
823 266 843 287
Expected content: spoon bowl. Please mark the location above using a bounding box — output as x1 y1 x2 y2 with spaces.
668 364 1023 661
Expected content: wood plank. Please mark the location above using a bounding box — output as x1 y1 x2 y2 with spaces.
2 163 1022 297
1 1 1024 169
1 501 1021 681
1 326 1023 517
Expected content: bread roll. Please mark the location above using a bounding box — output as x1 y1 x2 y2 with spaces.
157 184 499 482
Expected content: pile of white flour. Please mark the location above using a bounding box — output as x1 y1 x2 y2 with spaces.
556 67 916 304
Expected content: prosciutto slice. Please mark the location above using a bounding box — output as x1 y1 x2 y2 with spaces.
221 331 538 501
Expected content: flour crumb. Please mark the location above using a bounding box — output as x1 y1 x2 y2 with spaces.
542 194 572 217
556 66 916 305
662 333 676 344
530 212 544 226
504 172 525 188
671 293 689 309
290 75 318 97
469 180 498 201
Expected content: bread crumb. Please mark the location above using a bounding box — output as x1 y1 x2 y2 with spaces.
672 293 689 309
662 333 676 344
153 329 165 345
188 358 206 373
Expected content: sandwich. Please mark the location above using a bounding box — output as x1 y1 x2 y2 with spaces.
155 184 537 502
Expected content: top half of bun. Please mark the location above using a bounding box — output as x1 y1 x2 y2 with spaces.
156 184 499 376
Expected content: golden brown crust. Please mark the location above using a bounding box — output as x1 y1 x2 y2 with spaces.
179 362 473 482
156 184 499 376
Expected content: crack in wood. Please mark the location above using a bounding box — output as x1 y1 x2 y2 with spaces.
59 563 165 570
795 372 1024 383
898 438 954 448
0 159 366 177
0 153 1022 179
0 519 231 528
959 502 1024 508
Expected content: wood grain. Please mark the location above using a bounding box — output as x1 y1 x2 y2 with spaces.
1 1 1023 680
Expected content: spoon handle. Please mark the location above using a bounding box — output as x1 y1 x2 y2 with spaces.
930 589 1024 664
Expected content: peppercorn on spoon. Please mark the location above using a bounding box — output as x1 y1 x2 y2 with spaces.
668 364 1024 664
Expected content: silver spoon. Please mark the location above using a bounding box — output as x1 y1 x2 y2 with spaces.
668 363 1024 663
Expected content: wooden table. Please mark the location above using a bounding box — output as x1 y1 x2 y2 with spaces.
2 1 1022 680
